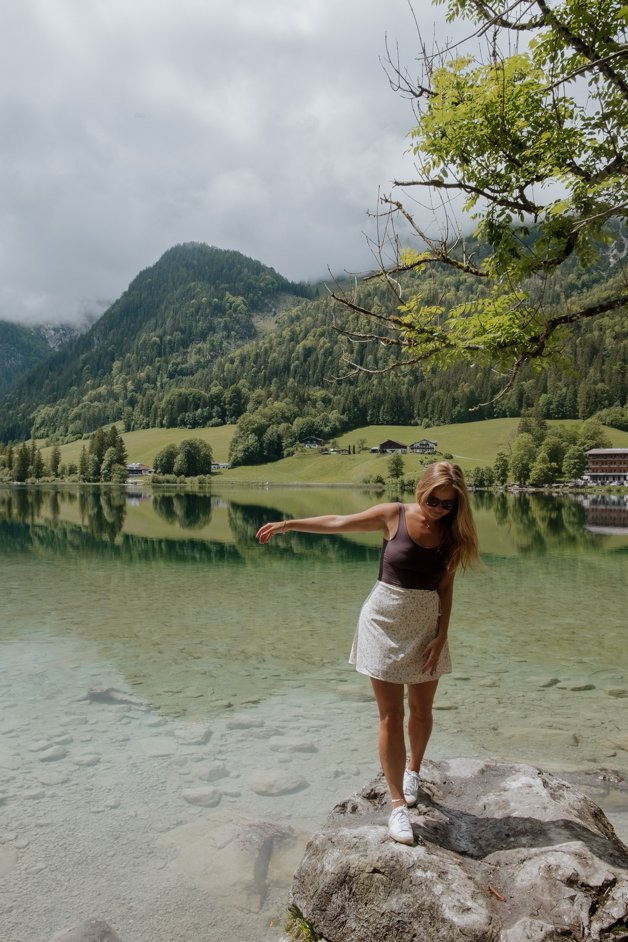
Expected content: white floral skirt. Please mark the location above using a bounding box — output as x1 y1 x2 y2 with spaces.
349 581 451 684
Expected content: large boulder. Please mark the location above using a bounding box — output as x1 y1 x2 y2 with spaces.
289 758 628 942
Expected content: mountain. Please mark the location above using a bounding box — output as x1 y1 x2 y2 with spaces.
0 321 82 398
0 243 311 441
0 238 625 449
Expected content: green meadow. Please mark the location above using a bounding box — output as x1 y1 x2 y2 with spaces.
218 420 628 485
39 417 628 485
40 425 236 469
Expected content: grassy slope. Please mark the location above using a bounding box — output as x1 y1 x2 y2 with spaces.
40 425 236 468
39 418 628 484
219 419 628 484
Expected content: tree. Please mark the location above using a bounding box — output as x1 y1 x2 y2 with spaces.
100 447 127 483
332 0 627 404
49 444 62 477
578 418 613 451
510 433 537 484
562 444 587 478
529 450 558 485
79 446 89 482
471 465 496 487
13 443 29 482
387 453 405 479
167 438 213 477
87 453 101 483
493 451 510 485
30 444 45 479
106 425 127 466
154 443 179 475
90 428 107 467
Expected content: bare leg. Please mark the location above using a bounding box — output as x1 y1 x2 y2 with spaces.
407 679 439 773
370 678 406 803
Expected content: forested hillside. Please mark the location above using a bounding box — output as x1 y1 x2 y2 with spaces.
0 239 625 452
0 322 78 397
0 244 310 442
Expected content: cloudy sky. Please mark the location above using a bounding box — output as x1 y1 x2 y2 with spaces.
1 0 459 326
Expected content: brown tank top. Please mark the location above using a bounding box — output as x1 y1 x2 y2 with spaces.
378 503 446 590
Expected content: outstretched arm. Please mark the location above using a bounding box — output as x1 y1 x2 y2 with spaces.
256 503 398 544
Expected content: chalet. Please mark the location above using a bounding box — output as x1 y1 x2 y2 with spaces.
301 436 324 449
585 448 628 484
375 439 408 454
410 439 438 454
126 462 153 476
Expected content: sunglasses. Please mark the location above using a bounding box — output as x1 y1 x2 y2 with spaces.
425 496 457 511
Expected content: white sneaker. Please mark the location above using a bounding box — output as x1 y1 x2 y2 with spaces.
388 804 414 845
403 769 420 807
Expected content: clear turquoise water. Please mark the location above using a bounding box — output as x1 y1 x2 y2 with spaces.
1 487 627 941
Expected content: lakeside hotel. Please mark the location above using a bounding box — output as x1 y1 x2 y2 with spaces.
586 448 628 484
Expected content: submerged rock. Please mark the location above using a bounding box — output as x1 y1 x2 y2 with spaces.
85 686 145 708
49 920 124 942
289 758 628 942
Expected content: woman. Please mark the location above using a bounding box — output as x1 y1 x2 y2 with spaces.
256 461 480 846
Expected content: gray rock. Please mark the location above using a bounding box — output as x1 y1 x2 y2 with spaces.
73 754 102 767
527 676 560 688
225 716 265 730
38 746 68 762
136 737 176 757
173 721 212 745
49 920 124 942
197 761 229 782
85 686 145 708
250 772 308 796
29 739 54 752
181 786 222 807
290 758 628 942
37 770 71 785
269 737 318 754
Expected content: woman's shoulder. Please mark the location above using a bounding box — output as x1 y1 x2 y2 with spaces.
371 501 404 516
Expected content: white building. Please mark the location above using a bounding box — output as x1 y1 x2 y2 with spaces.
409 439 438 454
586 448 628 484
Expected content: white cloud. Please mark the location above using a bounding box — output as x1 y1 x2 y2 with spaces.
0 0 458 324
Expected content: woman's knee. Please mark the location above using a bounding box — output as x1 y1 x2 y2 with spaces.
408 681 438 723
408 693 435 725
408 702 433 726
379 703 405 731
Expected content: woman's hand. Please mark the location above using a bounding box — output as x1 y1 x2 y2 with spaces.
422 636 446 674
256 521 286 544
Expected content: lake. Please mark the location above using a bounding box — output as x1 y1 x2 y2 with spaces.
1 486 627 942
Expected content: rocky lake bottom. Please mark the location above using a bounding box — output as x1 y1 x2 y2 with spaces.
2 638 627 942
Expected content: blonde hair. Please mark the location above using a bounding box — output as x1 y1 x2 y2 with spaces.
415 461 480 572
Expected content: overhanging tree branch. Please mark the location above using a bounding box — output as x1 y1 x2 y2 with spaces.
330 0 628 408
534 0 628 97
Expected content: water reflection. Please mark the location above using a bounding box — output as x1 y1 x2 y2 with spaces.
577 494 628 535
153 492 213 529
227 500 378 563
1 486 627 558
78 486 127 542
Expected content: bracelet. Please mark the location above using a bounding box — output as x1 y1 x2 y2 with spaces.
281 520 286 531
